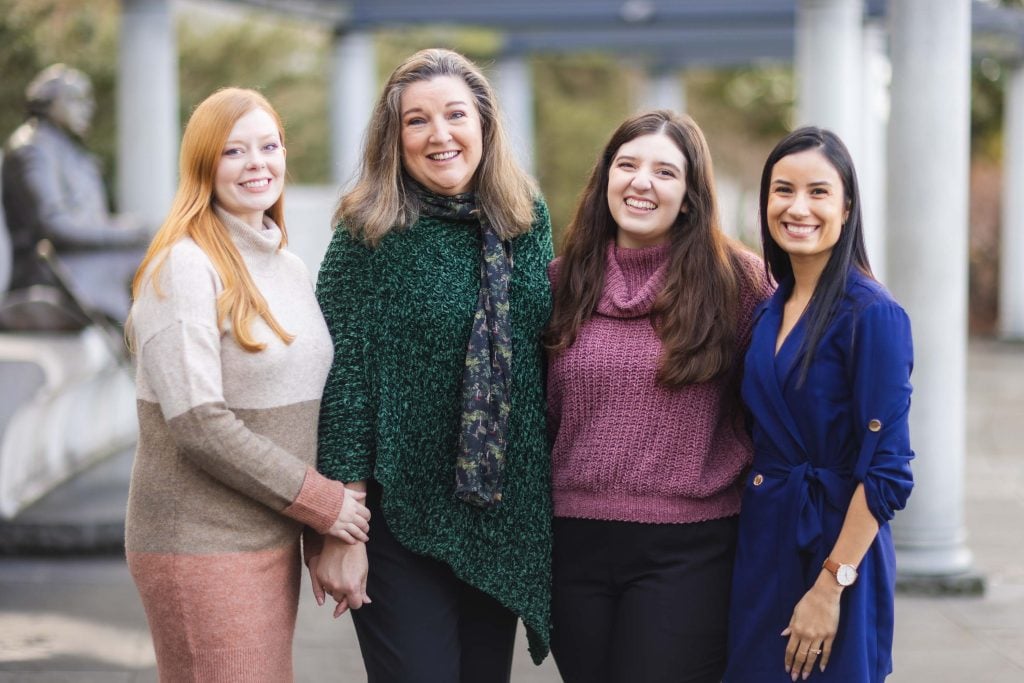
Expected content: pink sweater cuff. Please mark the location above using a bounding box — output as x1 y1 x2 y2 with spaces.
282 467 345 534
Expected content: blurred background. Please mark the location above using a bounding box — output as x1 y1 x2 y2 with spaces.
1 1 1023 680
0 0 1015 335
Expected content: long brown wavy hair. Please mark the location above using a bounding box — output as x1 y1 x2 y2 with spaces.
545 109 749 388
130 87 294 353
336 48 537 246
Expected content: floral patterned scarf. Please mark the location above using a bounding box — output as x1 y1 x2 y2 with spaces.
412 180 512 509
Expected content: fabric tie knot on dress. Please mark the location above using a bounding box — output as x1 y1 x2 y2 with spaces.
787 461 851 555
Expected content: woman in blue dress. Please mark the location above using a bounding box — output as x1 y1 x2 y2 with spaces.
725 127 914 683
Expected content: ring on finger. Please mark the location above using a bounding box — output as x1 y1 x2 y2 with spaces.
808 648 822 655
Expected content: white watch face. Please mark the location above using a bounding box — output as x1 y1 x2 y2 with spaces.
837 564 857 586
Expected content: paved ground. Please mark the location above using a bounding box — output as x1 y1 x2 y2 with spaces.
0 340 1021 682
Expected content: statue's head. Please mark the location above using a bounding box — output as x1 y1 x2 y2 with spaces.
26 64 95 138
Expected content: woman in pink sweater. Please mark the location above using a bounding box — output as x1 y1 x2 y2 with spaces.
545 110 774 683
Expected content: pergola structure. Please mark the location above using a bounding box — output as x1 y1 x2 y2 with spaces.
118 0 1024 591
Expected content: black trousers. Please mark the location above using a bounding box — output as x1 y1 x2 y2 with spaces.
551 515 738 683
350 483 518 683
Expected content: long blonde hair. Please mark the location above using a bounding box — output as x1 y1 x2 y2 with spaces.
131 87 294 352
337 48 537 246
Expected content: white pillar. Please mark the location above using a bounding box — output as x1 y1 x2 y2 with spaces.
795 0 864 161
493 53 535 175
860 19 890 283
641 66 686 114
1000 62 1024 339
887 0 978 585
117 0 177 228
329 29 375 189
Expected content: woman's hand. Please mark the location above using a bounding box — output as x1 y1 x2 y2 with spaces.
781 570 842 680
315 535 371 617
307 553 326 606
326 487 371 544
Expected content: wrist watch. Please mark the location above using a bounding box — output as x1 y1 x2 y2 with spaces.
823 557 858 586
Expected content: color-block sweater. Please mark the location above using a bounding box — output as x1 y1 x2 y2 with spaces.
125 208 349 678
547 241 773 524
316 201 554 663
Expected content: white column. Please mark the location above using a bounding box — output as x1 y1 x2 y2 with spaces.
1000 62 1024 339
493 53 535 175
641 66 686 114
887 0 977 585
795 0 864 161
329 29 375 189
117 0 178 228
860 19 890 283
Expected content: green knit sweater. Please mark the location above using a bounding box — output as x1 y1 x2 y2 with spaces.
316 200 554 663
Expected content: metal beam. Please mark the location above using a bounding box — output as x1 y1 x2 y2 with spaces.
500 25 794 65
225 0 1024 63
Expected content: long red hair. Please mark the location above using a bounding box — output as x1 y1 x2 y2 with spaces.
131 87 293 352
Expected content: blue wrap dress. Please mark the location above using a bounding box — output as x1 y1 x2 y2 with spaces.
725 269 915 683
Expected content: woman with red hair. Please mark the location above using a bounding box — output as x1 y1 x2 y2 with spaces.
125 87 370 681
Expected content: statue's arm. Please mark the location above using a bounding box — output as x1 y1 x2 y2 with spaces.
12 142 146 249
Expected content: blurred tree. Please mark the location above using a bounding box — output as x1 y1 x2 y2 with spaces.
0 0 119 205
532 54 634 243
966 0 1024 333
177 4 330 184
686 66 792 199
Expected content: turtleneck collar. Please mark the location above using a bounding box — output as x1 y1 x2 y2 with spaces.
213 204 282 270
595 240 672 318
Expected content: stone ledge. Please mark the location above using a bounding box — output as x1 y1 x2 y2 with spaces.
896 571 987 597
0 447 130 556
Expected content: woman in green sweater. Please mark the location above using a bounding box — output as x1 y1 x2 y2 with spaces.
310 48 554 681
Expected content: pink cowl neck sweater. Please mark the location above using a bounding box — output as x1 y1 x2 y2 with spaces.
547 240 772 524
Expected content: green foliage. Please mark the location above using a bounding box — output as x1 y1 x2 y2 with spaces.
686 66 793 194
972 58 1005 161
532 54 633 243
177 5 330 184
375 26 503 78
0 0 119 201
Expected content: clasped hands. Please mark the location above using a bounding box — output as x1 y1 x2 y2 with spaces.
309 486 372 617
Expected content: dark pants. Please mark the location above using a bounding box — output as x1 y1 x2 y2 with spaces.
351 483 518 683
551 515 738 683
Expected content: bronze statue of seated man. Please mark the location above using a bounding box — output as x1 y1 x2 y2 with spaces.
1 63 149 330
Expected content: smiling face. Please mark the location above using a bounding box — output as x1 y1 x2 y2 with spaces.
213 107 286 230
766 148 849 270
399 75 483 196
607 132 688 249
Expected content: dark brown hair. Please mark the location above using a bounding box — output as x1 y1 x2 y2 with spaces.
759 126 871 385
545 109 749 388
